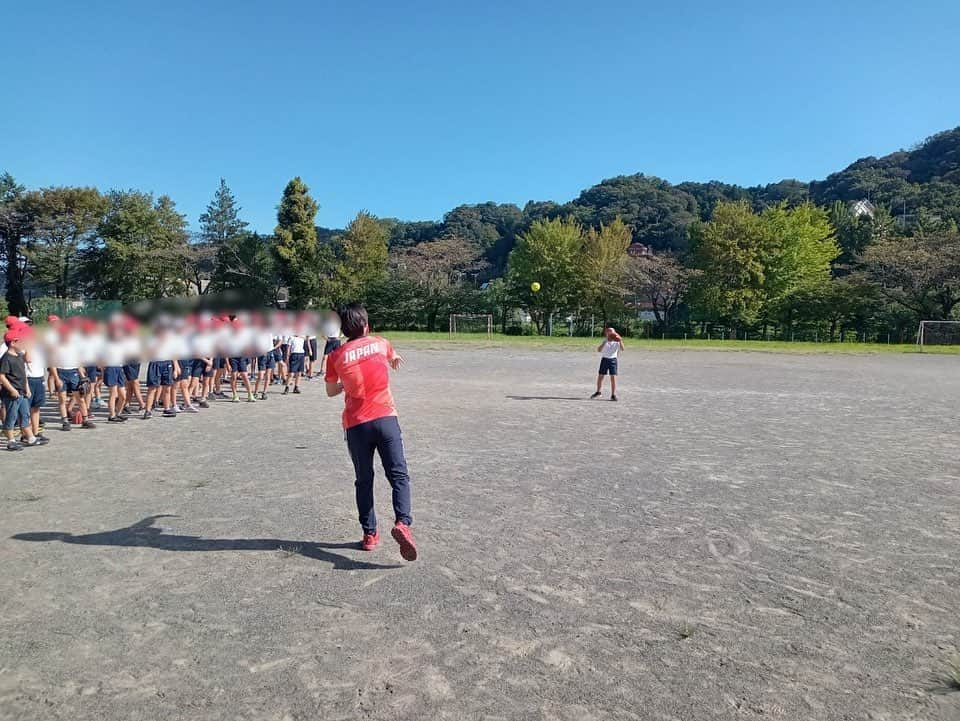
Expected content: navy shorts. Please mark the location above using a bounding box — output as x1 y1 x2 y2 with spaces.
146 360 174 387
103 366 125 388
257 353 275 371
229 357 249 373
288 352 305 374
192 358 211 378
28 377 46 409
280 344 289 360
123 362 141 382
84 365 101 381
272 348 283 363
323 338 341 355
57 368 82 393
2 396 30 430
599 357 618 376
308 338 318 360
214 357 226 370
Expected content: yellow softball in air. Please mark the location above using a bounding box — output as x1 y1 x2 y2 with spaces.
531 281 541 292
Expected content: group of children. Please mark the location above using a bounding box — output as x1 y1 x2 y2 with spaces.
1 305 419 561
0 311 342 435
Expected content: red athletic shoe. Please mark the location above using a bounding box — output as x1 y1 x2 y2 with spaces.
361 530 380 551
391 522 418 561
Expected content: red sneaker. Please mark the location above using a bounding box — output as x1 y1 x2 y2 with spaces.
391 522 418 561
361 530 380 551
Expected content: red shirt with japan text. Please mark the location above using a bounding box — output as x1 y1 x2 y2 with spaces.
325 335 398 429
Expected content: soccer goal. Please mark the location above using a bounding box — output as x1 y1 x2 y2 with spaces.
916 320 960 348
449 313 493 338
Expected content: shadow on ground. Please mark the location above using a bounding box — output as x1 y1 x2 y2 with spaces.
12 514 399 571
506 395 593 402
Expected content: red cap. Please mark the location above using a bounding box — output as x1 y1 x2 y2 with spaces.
4 315 19 327
47 314 61 323
3 326 31 344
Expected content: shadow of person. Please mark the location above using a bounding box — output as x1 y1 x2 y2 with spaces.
13 514 400 571
505 395 593 402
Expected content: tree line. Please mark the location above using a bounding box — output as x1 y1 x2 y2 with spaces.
1 126 959 340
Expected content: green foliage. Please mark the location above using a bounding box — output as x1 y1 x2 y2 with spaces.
391 236 481 331
211 232 280 305
566 174 698 252
811 127 960 227
85 191 191 301
860 229 960 320
688 201 768 326
581 218 632 319
688 201 838 328
333 211 389 305
507 217 584 334
17 186 108 298
200 178 248 244
0 172 28 315
273 177 321 308
759 202 839 315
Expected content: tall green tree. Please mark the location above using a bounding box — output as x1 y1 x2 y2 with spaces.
200 178 248 243
689 201 839 329
333 211 389 304
506 217 583 334
274 177 320 308
0 173 29 315
688 201 768 328
211 232 281 305
200 179 249 296
581 217 632 320
759 202 839 323
18 187 108 299
86 191 190 301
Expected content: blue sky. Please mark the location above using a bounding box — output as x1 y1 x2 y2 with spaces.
3 0 959 233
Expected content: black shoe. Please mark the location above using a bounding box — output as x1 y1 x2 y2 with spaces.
82 419 96 429
293 387 301 394
282 386 289 395
107 416 125 423
61 421 71 432
142 411 153 420
198 400 209 409
610 394 618 402
121 406 131 416
590 391 602 399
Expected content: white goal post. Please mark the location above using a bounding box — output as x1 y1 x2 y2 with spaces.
916 320 960 348
449 313 494 338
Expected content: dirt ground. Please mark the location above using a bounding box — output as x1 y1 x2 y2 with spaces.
1 347 959 720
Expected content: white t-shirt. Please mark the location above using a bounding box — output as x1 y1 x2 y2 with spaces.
101 339 127 367
55 336 82 369
25 345 46 378
192 332 215 359
255 331 275 355
289 336 306 354
600 340 621 359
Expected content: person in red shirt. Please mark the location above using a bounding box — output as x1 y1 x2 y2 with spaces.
325 303 417 561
